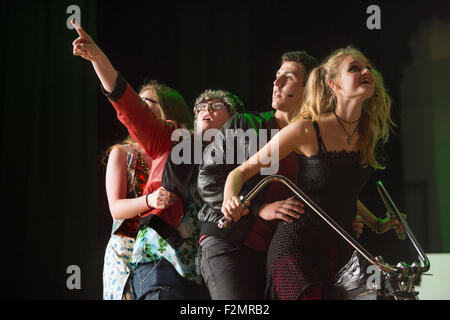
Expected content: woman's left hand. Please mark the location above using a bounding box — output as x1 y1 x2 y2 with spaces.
353 215 364 239
381 213 407 239
221 196 249 223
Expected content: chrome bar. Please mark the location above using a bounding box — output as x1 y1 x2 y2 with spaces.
376 181 430 272
218 175 398 273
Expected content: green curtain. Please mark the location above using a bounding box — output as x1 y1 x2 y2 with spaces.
1 1 99 298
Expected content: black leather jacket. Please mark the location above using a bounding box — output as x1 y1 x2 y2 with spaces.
197 110 278 243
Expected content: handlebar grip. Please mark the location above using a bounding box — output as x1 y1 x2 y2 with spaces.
217 195 246 229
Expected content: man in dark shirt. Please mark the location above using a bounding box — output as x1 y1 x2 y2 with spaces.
197 51 320 299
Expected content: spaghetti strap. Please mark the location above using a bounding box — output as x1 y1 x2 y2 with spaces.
312 121 328 154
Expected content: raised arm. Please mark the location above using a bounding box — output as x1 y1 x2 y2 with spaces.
72 20 117 93
71 21 176 159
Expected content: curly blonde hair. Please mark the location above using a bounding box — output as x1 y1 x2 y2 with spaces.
293 46 395 169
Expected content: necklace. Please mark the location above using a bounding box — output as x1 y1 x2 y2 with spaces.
334 110 360 145
334 110 360 125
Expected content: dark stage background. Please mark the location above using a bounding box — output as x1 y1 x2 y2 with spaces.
2 0 449 299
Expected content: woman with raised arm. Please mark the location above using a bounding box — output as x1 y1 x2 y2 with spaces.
71 21 206 300
221 46 404 300
102 81 184 300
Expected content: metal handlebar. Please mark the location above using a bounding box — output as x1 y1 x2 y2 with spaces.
218 175 430 275
376 181 430 272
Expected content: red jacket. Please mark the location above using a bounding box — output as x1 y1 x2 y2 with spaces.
105 73 185 243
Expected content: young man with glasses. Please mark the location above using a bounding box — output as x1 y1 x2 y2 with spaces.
129 88 244 300
192 90 243 135
127 88 244 300
151 89 245 299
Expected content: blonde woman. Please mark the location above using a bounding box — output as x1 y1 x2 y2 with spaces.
221 46 404 300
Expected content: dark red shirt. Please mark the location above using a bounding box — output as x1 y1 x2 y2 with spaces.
243 152 298 252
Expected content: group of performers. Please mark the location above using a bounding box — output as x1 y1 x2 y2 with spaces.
71 20 405 300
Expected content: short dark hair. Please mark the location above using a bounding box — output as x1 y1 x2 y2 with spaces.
281 51 319 85
193 89 245 118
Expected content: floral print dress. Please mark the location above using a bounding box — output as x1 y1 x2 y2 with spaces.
131 181 203 284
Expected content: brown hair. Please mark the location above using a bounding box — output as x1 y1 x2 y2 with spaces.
193 89 245 119
102 81 193 165
281 51 319 85
138 80 193 130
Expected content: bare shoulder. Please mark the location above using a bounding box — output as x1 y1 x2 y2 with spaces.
282 119 317 155
108 145 127 163
285 118 315 138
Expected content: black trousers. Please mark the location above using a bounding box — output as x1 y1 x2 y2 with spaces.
199 236 267 300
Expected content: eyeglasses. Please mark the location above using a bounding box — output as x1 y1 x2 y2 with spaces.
195 102 228 113
141 97 159 104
